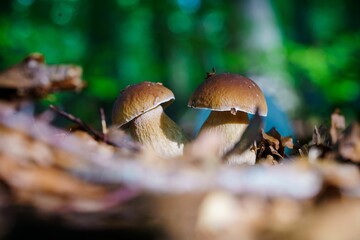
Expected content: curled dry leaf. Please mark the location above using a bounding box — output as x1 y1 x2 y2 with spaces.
263 128 280 150
256 127 293 161
282 136 294 149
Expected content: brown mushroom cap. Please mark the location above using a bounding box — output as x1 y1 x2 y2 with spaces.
112 82 175 127
188 73 268 116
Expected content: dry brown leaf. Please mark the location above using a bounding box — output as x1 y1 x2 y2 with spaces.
281 136 294 149
256 127 293 161
261 129 280 150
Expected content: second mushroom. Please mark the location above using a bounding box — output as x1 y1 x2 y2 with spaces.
188 73 268 165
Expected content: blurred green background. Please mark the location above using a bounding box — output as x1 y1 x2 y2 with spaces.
0 0 359 132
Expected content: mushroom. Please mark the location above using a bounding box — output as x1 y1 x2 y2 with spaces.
112 82 187 158
188 73 267 165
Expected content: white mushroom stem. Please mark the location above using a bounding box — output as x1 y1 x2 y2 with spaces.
198 111 256 165
126 105 187 158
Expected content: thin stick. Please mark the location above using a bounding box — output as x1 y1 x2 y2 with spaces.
50 104 102 138
49 105 138 151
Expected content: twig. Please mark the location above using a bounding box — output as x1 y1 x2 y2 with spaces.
50 105 102 138
49 105 138 151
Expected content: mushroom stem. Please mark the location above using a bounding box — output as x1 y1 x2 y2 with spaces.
126 105 187 158
198 111 256 165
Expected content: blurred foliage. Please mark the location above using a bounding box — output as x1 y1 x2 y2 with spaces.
0 0 359 126
273 0 360 119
